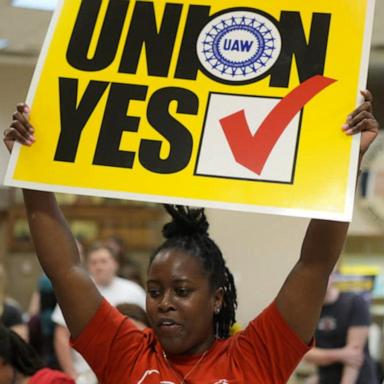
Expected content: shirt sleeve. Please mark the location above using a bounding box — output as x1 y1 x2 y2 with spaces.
349 294 371 327
232 301 313 384
71 299 150 382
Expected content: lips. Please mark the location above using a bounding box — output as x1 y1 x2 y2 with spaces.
157 318 182 333
157 318 180 326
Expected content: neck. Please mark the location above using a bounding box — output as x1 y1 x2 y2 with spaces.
165 335 216 358
163 345 210 383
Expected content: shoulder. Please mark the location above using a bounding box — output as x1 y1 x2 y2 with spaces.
3 302 21 315
71 299 155 379
245 302 313 352
337 292 371 325
1 303 23 326
338 292 367 308
72 299 145 350
349 293 371 315
226 303 311 382
339 291 355 301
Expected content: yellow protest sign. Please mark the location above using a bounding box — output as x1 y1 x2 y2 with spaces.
5 0 375 220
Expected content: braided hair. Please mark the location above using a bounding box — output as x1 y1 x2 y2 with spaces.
0 324 43 376
149 205 237 339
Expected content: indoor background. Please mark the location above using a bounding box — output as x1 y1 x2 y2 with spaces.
0 1 383 383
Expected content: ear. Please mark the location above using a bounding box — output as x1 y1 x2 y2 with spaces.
213 287 224 314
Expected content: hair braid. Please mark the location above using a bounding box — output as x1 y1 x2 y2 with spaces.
0 324 43 376
216 266 237 338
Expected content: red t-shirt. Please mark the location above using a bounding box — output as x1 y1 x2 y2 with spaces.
72 300 310 384
28 368 75 383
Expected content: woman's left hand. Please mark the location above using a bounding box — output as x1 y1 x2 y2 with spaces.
342 90 379 159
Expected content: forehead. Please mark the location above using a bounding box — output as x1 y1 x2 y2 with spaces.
148 249 206 282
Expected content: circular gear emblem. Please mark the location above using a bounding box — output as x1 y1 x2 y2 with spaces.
197 10 282 84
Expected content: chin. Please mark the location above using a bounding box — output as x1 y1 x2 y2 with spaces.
158 336 189 356
95 276 111 286
162 344 188 356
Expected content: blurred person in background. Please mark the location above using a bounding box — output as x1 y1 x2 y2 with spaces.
52 242 146 383
28 274 59 368
28 240 83 369
0 323 74 384
304 272 378 384
104 235 144 287
0 264 28 342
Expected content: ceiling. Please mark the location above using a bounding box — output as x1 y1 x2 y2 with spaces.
0 0 383 66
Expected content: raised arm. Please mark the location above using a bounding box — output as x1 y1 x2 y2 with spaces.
4 104 102 338
275 91 379 343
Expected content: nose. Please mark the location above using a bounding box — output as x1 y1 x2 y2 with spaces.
158 290 176 312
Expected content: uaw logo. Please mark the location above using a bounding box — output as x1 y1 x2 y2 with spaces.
197 9 282 84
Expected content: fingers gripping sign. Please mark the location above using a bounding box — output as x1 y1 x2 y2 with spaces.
3 104 35 153
342 90 379 157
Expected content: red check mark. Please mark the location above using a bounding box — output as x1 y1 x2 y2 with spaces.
220 75 336 175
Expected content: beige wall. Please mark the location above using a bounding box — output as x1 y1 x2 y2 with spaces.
207 209 309 325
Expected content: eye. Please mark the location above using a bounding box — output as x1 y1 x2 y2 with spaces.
147 288 161 298
175 287 191 297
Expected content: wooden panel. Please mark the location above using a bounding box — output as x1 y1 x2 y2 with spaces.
5 203 166 252
344 235 384 254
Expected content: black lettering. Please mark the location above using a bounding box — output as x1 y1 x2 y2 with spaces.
66 0 129 71
93 83 148 168
174 5 211 80
55 77 109 162
270 12 331 87
139 87 198 174
119 2 182 77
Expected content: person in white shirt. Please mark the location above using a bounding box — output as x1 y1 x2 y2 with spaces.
51 242 146 384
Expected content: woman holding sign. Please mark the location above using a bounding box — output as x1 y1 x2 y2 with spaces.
3 91 379 383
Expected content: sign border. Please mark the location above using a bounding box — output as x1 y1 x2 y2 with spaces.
4 0 377 222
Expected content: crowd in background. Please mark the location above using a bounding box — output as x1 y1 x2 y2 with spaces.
0 236 149 384
2 237 384 384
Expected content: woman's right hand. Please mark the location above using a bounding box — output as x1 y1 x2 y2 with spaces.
3 103 35 153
